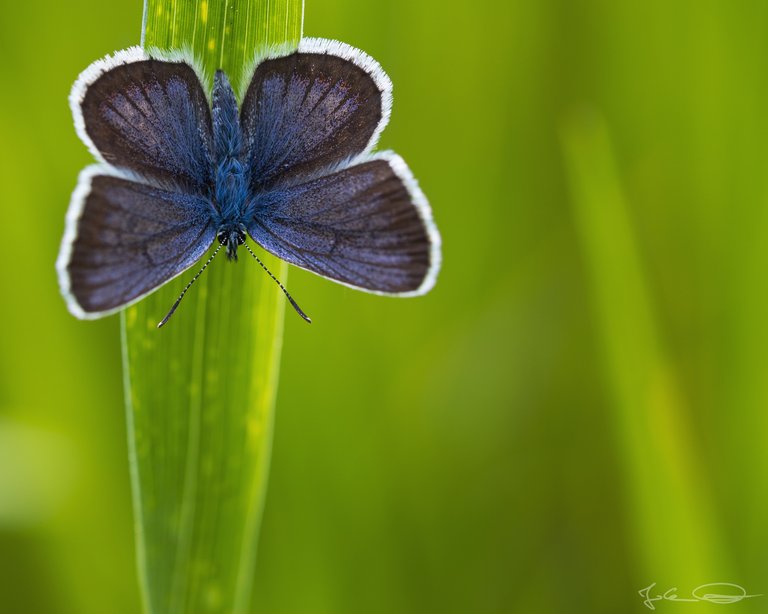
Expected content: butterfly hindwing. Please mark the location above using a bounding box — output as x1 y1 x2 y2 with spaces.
240 38 392 191
72 48 214 194
58 167 217 317
246 153 440 295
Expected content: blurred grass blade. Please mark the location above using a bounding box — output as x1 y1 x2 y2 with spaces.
122 1 303 613
561 110 727 583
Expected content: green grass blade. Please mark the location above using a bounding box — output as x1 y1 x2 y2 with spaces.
561 111 728 584
121 2 303 613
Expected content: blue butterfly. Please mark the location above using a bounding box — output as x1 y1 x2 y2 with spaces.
57 38 441 326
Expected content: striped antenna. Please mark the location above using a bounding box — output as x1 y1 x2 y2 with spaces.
243 242 311 323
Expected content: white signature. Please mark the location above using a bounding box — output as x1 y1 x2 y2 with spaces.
639 583 761 610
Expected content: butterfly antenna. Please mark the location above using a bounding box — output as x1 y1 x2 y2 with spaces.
157 243 223 328
243 242 312 323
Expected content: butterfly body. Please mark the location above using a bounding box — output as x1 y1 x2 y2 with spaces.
211 70 248 237
58 39 441 322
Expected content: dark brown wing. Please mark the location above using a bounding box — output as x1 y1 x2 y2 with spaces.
240 39 392 190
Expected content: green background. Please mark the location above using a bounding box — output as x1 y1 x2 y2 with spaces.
2 0 767 612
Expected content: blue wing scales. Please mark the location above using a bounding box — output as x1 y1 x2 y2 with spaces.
58 169 217 316
246 154 438 295
73 50 214 194
240 40 390 190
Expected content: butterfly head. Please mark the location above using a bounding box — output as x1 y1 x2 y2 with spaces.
217 225 246 261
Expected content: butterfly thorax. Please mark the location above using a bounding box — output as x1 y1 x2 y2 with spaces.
211 69 249 261
213 155 248 261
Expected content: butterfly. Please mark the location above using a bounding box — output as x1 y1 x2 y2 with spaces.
57 38 441 327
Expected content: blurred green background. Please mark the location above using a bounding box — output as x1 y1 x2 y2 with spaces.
2 0 768 612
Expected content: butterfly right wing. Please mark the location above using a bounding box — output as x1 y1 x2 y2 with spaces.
246 153 440 295
57 166 217 318
71 47 214 194
239 39 391 191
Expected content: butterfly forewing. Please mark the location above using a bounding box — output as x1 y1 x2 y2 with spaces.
75 51 214 194
246 154 438 295
240 40 391 191
61 169 216 316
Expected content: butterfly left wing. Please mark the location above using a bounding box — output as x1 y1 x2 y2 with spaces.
57 167 217 317
246 153 440 295
71 47 214 194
